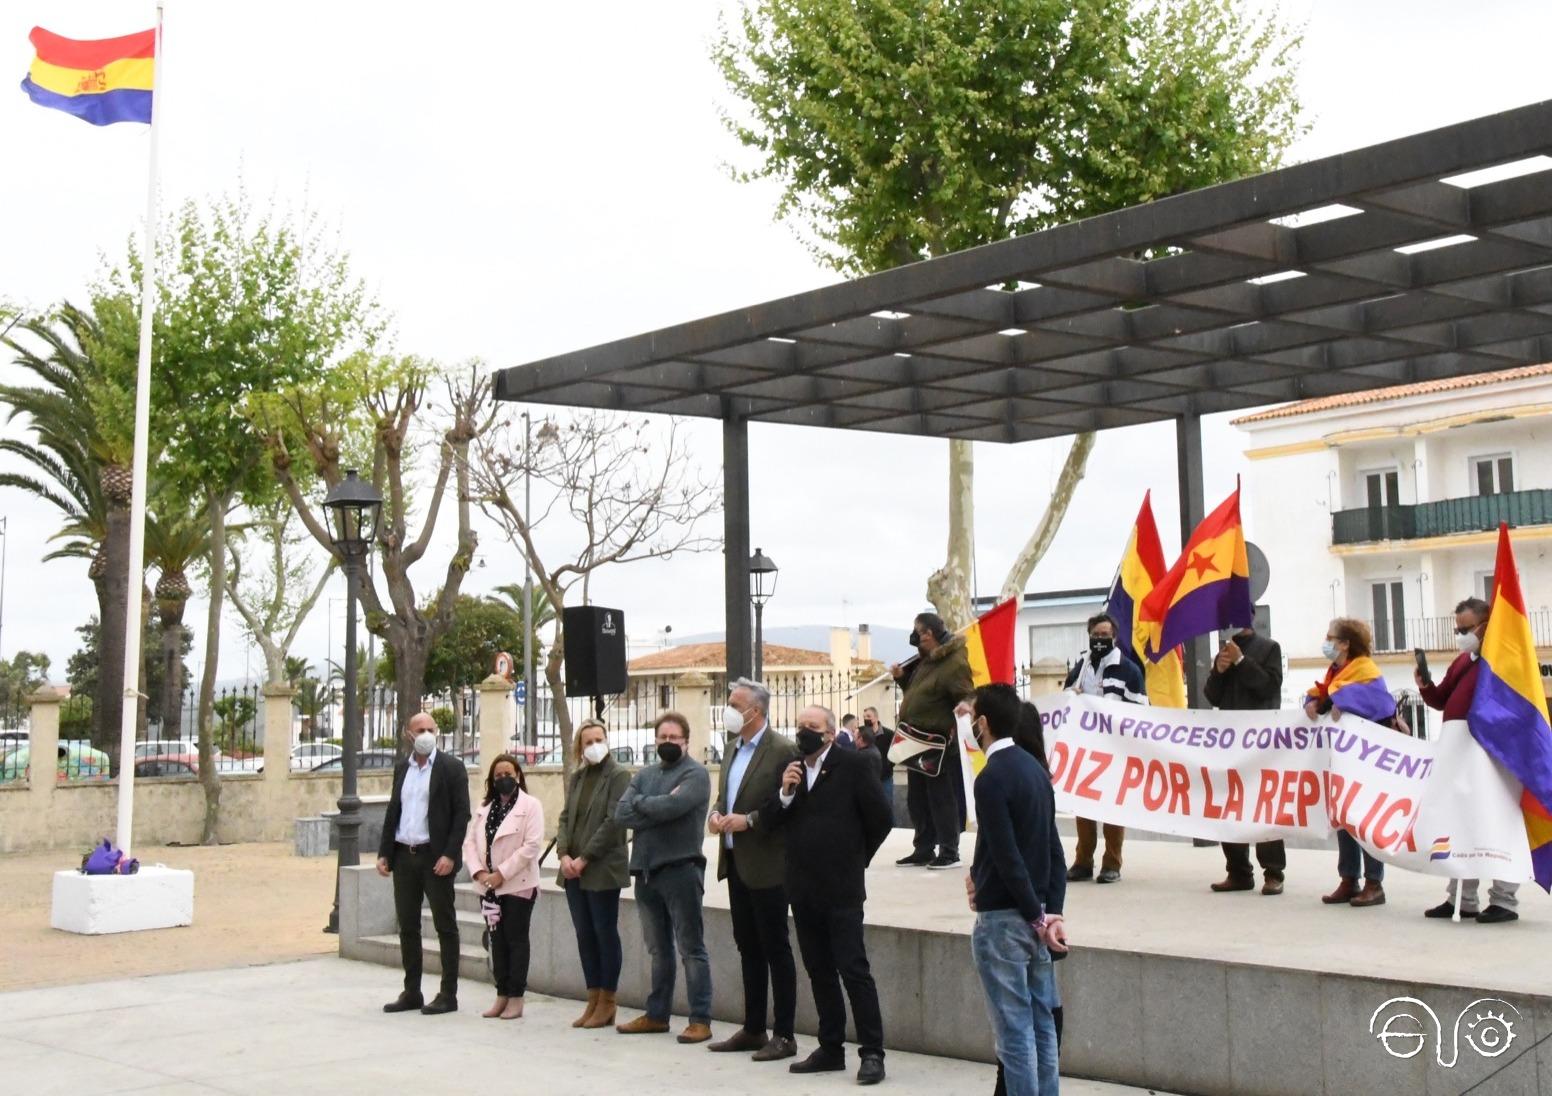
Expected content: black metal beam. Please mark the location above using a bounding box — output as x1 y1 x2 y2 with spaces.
723 413 752 683
1175 410 1208 706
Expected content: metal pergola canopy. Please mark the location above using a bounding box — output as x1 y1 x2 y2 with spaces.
494 100 1552 443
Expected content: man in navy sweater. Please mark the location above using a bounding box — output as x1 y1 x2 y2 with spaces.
968 683 1069 1096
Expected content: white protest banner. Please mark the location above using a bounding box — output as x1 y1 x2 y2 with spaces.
1039 693 1532 881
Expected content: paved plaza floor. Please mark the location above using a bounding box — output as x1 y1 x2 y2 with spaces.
0 957 1165 1096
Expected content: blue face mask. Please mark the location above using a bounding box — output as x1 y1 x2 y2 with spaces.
1321 640 1339 661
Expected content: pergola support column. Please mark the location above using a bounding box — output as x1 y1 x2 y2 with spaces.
1176 410 1208 706
723 412 752 683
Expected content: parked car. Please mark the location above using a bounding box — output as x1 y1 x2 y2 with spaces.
0 741 111 782
290 742 342 771
133 739 222 765
311 749 396 772
133 753 199 778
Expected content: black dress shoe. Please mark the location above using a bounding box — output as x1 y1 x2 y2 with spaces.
789 1048 846 1074
1066 864 1093 882
420 994 458 1014
857 1055 885 1085
1423 900 1465 919
1476 904 1519 924
382 991 424 1013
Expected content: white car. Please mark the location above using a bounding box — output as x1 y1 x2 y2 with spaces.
290 742 342 770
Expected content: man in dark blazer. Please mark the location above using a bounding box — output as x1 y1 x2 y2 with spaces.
706 678 801 1062
770 705 894 1085
375 711 471 1014
1203 624 1286 894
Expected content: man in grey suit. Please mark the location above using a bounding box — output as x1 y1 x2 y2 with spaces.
706 677 801 1062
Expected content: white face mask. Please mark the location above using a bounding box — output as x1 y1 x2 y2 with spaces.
1321 640 1339 661
582 742 609 766
722 705 746 736
412 731 436 757
1457 631 1481 655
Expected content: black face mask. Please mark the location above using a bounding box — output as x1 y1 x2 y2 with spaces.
795 728 825 756
1089 636 1115 662
907 630 921 649
493 775 518 799
656 742 684 765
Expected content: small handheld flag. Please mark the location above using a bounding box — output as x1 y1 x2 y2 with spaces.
1138 481 1253 662
1468 524 1552 891
963 598 1017 688
20 26 154 126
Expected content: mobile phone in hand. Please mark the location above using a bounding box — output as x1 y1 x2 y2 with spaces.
1413 647 1432 686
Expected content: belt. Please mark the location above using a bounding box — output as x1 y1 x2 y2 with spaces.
397 841 432 853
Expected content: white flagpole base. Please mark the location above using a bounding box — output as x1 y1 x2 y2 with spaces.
50 865 194 935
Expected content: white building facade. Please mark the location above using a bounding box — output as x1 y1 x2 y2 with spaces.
1236 364 1552 736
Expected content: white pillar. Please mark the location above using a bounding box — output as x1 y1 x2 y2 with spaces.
262 684 295 784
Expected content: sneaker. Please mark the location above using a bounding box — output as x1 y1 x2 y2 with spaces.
1476 904 1519 924
1066 864 1093 882
927 854 961 870
1096 868 1121 884
896 851 934 867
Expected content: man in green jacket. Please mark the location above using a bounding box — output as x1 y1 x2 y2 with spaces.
706 677 801 1062
892 612 975 870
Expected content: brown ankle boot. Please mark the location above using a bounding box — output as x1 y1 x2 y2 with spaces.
1322 878 1359 904
1350 880 1386 907
572 989 600 1028
585 990 618 1029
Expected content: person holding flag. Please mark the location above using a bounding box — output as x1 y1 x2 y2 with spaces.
891 612 975 870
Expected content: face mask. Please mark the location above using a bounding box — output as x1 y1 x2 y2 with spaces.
493 775 518 798
413 732 436 756
722 705 745 736
582 742 609 766
907 630 921 649
1089 636 1114 661
1321 640 1339 661
795 728 825 756
656 741 684 765
973 717 992 752
1457 631 1481 655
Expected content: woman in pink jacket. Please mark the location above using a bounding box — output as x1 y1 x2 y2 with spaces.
464 753 545 1019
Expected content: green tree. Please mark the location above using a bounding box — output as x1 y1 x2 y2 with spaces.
715 0 1303 623
66 614 189 739
0 304 138 751
422 593 526 695
0 651 51 725
94 191 381 842
144 499 209 738
211 693 257 749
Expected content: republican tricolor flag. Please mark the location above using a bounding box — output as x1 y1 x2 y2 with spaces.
957 598 1018 830
20 26 154 127
1139 481 1254 663
1468 524 1552 891
1104 492 1186 706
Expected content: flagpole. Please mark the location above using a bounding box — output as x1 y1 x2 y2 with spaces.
115 1 164 859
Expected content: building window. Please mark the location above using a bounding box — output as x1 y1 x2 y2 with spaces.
1370 581 1407 652
1030 623 1089 664
1363 468 1401 509
1475 570 1497 603
658 683 672 708
1472 454 1514 496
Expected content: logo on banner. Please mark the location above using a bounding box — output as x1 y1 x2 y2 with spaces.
1370 997 1520 1065
1429 836 1451 862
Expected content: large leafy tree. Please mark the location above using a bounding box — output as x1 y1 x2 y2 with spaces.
94 192 381 841
420 593 528 696
144 499 210 738
716 0 1303 623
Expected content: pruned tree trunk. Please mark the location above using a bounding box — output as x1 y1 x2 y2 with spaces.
926 438 976 629
998 431 1097 604
95 467 132 767
195 488 229 845
544 638 574 780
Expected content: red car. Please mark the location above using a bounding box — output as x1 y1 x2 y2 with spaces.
133 752 200 778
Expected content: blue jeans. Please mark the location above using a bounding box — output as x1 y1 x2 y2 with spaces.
564 880 623 991
1336 831 1384 883
634 861 712 1023
972 910 1060 1096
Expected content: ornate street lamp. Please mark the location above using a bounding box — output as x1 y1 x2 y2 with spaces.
749 548 778 680
323 469 382 934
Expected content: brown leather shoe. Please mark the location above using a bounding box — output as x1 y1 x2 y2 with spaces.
572 989 599 1028
708 1029 767 1053
616 1014 671 1034
1321 878 1359 904
678 1022 713 1044
1350 880 1386 907
1210 875 1255 892
753 1035 799 1061
1262 877 1284 896
583 990 617 1029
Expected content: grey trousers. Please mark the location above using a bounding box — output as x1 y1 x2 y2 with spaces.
1445 877 1520 912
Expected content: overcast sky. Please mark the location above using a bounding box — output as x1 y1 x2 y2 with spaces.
2 0 1550 684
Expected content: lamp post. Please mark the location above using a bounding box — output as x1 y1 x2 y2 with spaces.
749 548 778 680
322 469 382 934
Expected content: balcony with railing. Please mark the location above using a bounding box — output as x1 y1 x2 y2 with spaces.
1331 489 1552 546
1363 610 1552 653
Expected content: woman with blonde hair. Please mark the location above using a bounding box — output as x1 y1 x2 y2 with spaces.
554 718 633 1028
1306 618 1398 909
463 753 545 1019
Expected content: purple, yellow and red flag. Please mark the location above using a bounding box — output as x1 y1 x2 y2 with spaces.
963 598 1017 688
1468 524 1552 891
1138 481 1253 663
20 26 154 127
1105 492 1187 706
1306 656 1396 724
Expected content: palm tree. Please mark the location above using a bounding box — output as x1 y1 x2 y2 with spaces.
284 655 312 687
0 305 136 754
144 501 210 738
491 581 555 671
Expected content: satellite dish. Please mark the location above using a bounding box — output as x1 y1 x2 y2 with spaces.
1246 541 1271 603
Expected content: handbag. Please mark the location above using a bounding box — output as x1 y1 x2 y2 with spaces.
887 722 947 778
